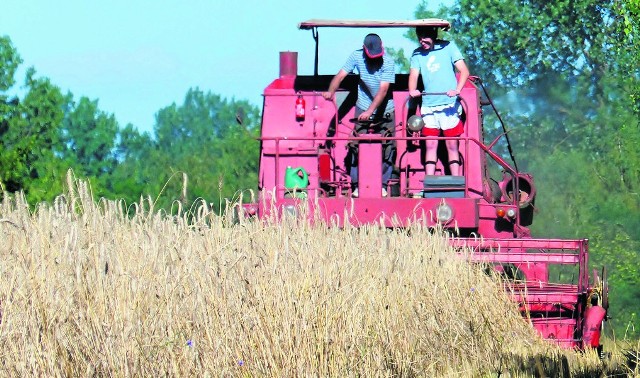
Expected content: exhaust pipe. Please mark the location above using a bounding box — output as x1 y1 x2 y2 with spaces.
279 51 298 78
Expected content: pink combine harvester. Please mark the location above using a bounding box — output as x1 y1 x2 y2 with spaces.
240 19 609 351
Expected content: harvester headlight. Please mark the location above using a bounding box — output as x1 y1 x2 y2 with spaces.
407 115 425 133
435 203 454 223
506 208 517 218
283 204 297 218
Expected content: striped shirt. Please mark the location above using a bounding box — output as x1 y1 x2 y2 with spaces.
342 50 395 114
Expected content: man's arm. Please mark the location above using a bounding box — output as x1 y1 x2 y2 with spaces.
448 60 470 97
359 81 391 120
408 67 421 98
323 69 348 100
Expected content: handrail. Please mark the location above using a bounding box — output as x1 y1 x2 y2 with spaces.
260 91 524 210
259 135 519 179
260 133 525 214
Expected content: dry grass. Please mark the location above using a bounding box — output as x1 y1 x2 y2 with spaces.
0 174 634 377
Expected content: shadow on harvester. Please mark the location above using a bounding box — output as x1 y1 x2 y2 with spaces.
483 263 527 282
499 350 640 377
497 353 615 377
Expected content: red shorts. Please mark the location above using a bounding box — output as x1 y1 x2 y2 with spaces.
420 101 464 137
421 120 464 137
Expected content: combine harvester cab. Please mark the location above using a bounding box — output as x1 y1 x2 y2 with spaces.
243 19 609 350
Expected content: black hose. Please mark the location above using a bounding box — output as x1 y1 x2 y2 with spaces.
474 77 519 173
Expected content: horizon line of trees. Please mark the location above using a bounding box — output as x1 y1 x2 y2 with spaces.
1 35 260 211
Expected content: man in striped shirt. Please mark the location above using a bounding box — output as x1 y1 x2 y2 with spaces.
323 33 396 197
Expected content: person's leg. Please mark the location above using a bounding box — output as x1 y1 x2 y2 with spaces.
349 108 365 189
445 139 461 176
381 111 396 189
349 151 359 187
422 113 440 176
425 139 439 175
441 103 464 176
421 111 440 176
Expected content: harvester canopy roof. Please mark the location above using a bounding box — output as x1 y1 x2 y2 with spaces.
298 19 451 75
298 19 451 30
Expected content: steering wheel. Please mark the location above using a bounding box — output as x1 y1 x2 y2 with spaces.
348 116 393 126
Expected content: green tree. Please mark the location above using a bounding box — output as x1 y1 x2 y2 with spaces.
0 36 23 193
1 37 71 203
0 36 21 92
0 67 67 203
153 88 260 210
2 37 120 204
110 88 260 212
1 35 261 215
620 0 640 114
107 123 155 202
59 95 119 198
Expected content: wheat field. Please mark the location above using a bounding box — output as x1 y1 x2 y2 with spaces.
0 175 635 377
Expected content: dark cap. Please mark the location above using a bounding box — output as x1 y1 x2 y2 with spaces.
363 33 384 59
416 26 438 39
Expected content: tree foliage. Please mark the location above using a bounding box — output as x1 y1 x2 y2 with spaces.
0 35 260 214
439 0 629 90
108 89 260 212
153 89 260 210
0 59 68 203
0 36 21 91
60 96 119 179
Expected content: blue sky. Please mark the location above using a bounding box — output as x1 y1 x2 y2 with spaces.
1 1 443 133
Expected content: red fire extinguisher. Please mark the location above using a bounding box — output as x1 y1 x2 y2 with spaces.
295 95 305 122
318 148 331 182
